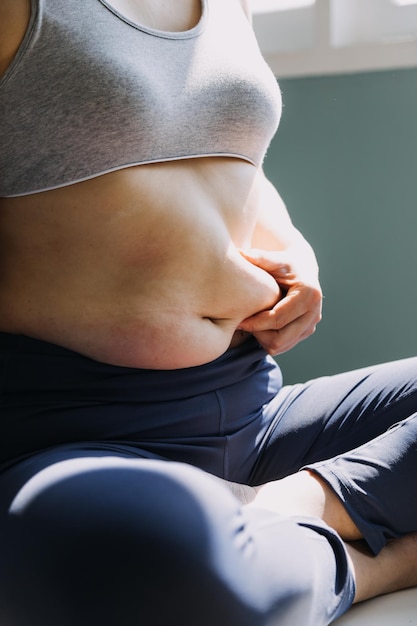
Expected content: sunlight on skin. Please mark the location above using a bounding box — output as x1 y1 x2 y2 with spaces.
216 473 417 604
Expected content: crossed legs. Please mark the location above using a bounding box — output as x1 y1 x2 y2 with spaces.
1 420 416 625
0 450 355 626
246 413 417 604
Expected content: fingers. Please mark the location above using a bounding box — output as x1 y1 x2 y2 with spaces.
239 248 295 281
253 319 317 356
238 285 322 355
238 246 323 355
239 295 295 332
239 285 322 333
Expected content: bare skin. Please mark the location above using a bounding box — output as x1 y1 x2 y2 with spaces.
242 471 417 604
1 0 415 610
0 0 321 369
218 474 417 603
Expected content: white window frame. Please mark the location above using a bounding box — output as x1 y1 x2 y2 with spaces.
250 0 417 77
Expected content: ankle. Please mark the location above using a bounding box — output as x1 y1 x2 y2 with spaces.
305 471 362 541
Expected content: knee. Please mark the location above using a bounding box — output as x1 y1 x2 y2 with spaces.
2 458 253 625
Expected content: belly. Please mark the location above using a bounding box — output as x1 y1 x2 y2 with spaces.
0 159 280 368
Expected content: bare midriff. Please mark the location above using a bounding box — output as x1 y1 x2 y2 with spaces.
0 157 280 368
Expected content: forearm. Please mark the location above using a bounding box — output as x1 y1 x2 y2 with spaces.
240 171 323 355
251 173 319 283
251 173 295 251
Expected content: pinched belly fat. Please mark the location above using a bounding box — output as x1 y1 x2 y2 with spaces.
0 159 280 369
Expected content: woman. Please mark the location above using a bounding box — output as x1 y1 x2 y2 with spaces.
1 1 417 624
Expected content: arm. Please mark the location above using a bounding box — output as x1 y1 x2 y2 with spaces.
239 170 323 355
233 4 322 354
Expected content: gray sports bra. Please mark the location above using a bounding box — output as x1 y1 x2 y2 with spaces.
0 0 282 197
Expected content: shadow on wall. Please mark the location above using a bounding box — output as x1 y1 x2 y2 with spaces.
264 67 417 384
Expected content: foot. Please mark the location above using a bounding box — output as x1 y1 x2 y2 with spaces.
248 470 362 541
249 472 417 603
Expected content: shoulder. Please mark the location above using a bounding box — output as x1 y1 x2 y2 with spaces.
0 0 32 78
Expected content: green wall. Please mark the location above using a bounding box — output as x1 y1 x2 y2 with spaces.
264 67 417 383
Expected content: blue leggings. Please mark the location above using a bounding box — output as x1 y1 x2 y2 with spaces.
1 332 417 625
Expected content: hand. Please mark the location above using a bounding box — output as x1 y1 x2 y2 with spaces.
238 248 323 355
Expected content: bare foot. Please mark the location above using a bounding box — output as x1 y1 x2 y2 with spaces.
248 470 361 541
249 472 417 603
218 473 417 604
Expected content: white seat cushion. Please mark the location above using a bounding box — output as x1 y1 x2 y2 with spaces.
333 588 417 625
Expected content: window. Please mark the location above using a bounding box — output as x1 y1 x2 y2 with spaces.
249 0 417 77
331 0 417 46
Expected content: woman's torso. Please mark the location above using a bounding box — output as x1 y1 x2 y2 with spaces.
0 0 282 369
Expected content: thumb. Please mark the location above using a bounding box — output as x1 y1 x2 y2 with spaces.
239 248 292 278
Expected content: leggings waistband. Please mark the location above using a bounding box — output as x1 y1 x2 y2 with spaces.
0 332 278 401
